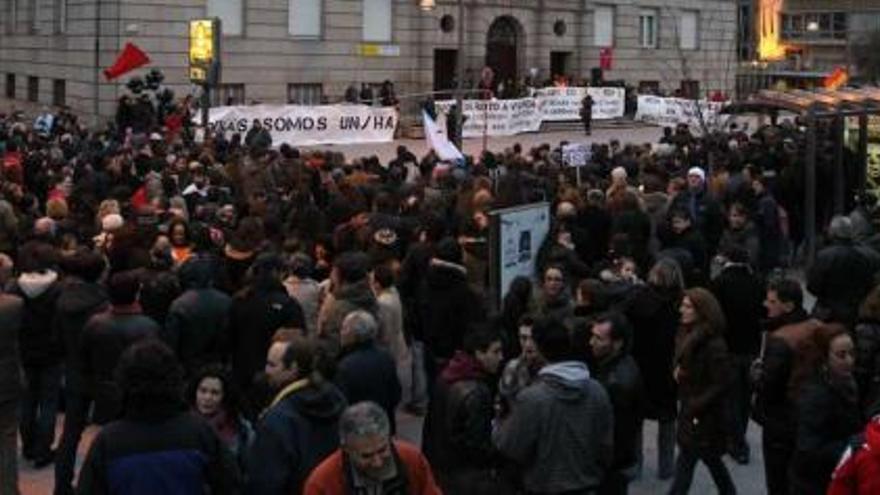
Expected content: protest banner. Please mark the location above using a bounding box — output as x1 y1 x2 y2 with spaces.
435 98 542 138
534 87 625 121
202 104 398 146
635 95 728 129
435 87 624 138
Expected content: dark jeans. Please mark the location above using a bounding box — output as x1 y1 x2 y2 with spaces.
636 419 676 478
726 354 753 454
667 447 737 495
0 399 18 495
762 428 794 495
54 377 92 495
19 364 61 461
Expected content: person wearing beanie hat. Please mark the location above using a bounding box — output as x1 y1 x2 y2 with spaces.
669 166 724 253
418 237 486 395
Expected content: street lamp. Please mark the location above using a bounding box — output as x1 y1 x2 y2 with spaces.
420 0 466 150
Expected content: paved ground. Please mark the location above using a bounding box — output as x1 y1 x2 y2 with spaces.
20 411 766 494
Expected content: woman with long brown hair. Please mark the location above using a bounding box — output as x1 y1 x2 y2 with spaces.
668 287 736 495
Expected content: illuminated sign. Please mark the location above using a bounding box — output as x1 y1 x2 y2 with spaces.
758 0 786 61
189 18 221 84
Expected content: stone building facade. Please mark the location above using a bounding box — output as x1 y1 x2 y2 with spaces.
0 0 737 120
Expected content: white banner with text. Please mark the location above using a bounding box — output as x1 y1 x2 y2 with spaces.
202 104 398 146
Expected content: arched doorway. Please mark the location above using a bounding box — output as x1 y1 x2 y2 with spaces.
486 16 522 93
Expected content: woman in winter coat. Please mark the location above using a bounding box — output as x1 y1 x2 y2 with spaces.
188 365 254 473
620 257 683 480
789 325 862 495
668 287 737 495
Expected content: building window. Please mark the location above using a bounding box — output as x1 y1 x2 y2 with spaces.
287 83 323 105
639 9 658 48
737 1 753 61
211 83 245 106
27 76 38 103
207 0 243 36
5 74 14 99
782 12 847 40
54 0 66 34
289 0 321 37
679 11 698 50
593 5 614 47
362 0 391 42
52 79 65 106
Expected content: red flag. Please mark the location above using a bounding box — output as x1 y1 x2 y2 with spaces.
104 43 151 80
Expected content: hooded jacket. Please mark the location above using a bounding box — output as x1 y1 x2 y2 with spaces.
494 361 613 493
422 351 497 482
246 379 346 495
14 270 62 367
827 417 880 495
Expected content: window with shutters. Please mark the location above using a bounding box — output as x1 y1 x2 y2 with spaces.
639 8 658 48
362 0 391 42
289 0 321 37
680 11 698 50
594 6 614 47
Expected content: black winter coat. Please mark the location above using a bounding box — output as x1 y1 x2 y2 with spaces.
230 279 305 390
14 272 62 368
807 240 880 325
335 342 402 433
418 260 485 360
675 327 731 456
594 353 644 470
710 264 765 355
80 308 161 423
54 279 109 384
164 288 232 377
621 285 680 420
790 370 863 495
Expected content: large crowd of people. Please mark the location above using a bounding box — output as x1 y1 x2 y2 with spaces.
1 91 880 495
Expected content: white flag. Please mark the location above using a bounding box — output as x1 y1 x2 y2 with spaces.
423 110 464 161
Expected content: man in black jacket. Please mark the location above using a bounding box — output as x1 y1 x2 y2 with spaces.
754 277 810 495
164 255 232 377
80 270 160 424
807 215 880 326
710 247 766 465
54 251 109 495
336 310 401 433
590 312 644 495
77 339 239 494
422 329 504 494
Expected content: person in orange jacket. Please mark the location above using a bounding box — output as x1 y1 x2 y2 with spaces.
827 415 880 495
304 401 442 495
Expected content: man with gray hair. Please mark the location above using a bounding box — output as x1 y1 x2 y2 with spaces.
304 401 441 494
807 214 880 325
336 310 401 433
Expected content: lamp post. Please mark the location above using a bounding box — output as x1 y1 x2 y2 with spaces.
420 0 466 150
